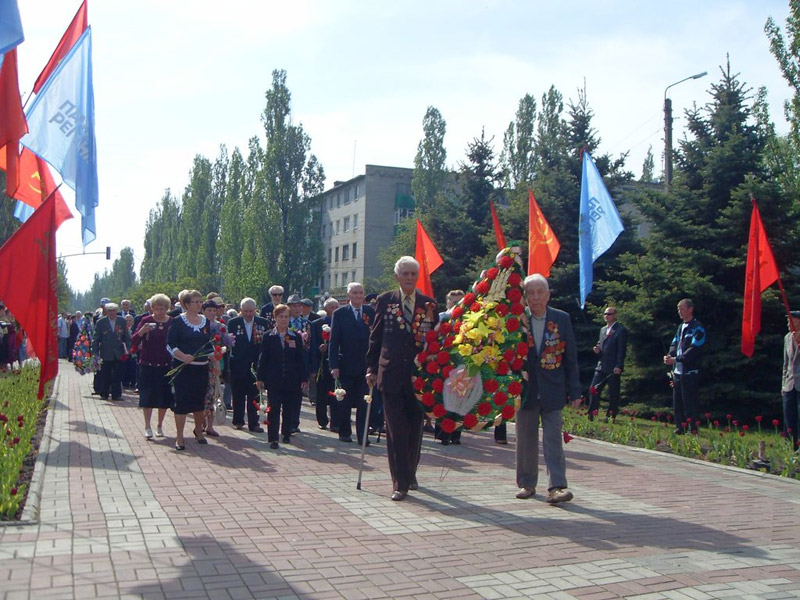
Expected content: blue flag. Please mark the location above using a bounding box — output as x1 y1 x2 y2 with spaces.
21 27 97 246
0 0 24 55
578 151 624 308
12 199 33 222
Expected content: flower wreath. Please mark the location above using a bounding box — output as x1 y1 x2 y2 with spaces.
414 246 528 433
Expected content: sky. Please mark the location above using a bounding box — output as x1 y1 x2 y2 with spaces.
14 0 795 293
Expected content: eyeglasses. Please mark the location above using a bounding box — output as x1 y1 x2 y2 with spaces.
604 312 616 316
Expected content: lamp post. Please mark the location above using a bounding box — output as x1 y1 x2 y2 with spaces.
664 71 707 192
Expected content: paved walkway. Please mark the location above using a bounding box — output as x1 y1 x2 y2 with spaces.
2 363 800 600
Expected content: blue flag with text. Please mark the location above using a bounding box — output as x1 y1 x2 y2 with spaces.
578 151 624 308
0 0 24 55
21 27 97 246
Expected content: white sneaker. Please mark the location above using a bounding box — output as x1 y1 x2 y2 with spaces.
145 428 153 440
155 427 164 437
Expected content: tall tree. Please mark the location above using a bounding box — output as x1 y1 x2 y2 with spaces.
640 145 655 182
411 106 448 213
501 93 537 188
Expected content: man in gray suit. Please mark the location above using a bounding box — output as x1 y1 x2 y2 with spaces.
91 303 132 401
781 310 800 451
516 274 581 504
587 306 627 422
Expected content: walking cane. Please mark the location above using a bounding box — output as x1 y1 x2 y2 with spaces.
356 385 374 490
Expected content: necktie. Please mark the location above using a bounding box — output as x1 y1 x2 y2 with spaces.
403 296 413 323
355 308 361 322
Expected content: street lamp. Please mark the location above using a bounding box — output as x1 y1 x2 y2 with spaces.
664 71 707 192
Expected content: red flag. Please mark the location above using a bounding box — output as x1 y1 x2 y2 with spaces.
0 192 72 398
742 199 780 357
0 48 28 197
32 1 88 94
490 200 507 250
415 219 443 298
527 189 560 277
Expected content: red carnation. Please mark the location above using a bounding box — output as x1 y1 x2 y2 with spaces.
506 317 520 332
463 413 478 429
432 379 444 393
443 336 455 348
506 288 522 303
503 349 515 362
501 404 515 420
452 322 461 333
427 340 441 353
563 431 574 444
451 306 464 320
413 378 425 391
421 392 435 406
483 378 499 393
437 351 450 365
477 402 492 416
439 321 452 335
486 267 499 280
425 330 438 343
499 255 513 268
508 381 522 396
441 365 454 379
508 272 522 287
495 303 509 317
432 404 446 418
476 280 490 295
496 362 510 376
441 418 456 433
516 342 529 356
510 358 524 371
493 391 508 406
426 361 439 375
417 351 428 364
510 302 524 316
462 292 476 306
470 302 482 312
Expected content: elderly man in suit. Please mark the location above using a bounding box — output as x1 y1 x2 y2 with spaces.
782 310 800 451
227 297 268 433
330 282 375 444
259 285 284 327
516 274 581 504
587 305 628 422
367 257 437 501
310 297 339 431
91 303 132 401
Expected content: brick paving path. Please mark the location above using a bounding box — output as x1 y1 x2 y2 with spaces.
1 362 799 599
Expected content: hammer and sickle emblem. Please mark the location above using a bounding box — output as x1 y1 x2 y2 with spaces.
34 232 51 258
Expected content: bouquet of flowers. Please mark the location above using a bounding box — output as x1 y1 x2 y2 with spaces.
72 325 94 375
414 246 529 434
167 337 225 383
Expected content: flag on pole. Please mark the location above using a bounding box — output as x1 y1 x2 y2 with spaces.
21 27 97 246
527 189 560 277
415 218 443 298
0 0 24 55
578 151 624 308
0 47 28 196
741 199 780 357
0 191 72 398
32 0 88 94
0 146 72 228
490 199 507 250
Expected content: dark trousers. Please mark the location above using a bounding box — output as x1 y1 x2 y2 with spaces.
783 389 800 449
494 422 507 442
337 373 368 442
382 381 424 492
673 371 699 431
121 358 138 388
98 359 122 399
588 370 621 418
231 377 260 430
267 388 300 442
316 370 336 428
369 388 384 432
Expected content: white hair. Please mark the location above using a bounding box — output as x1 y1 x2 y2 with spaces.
346 281 364 293
394 256 420 275
323 297 340 309
268 285 284 295
240 297 257 310
105 302 119 311
523 274 549 291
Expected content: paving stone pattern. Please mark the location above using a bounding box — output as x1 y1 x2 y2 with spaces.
1 363 799 599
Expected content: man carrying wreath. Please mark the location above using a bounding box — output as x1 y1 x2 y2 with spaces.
516 274 581 504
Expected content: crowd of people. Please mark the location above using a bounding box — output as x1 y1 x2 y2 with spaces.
35 253 800 503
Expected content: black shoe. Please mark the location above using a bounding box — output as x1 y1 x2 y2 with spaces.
319 425 328 430
339 436 353 443
233 424 244 430
391 490 407 501
409 480 418 491
100 395 109 400
290 427 300 434
270 442 278 449
249 426 265 433
282 436 291 444
452 439 461 445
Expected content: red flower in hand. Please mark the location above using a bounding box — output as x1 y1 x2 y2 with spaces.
563 431 574 444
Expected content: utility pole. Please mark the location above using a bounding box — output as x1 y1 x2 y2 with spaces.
664 71 707 193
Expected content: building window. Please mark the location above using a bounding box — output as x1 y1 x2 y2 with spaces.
352 270 357 282
334 273 339 288
394 207 415 224
353 214 358 230
335 220 340 235
327 248 331 263
352 242 357 260
335 247 339 262
342 245 350 261
344 187 351 204
336 193 341 208
343 216 350 232
354 184 360 199
321 223 326 237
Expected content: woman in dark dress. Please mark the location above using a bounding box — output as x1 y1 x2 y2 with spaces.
166 290 216 450
132 293 173 440
256 304 308 449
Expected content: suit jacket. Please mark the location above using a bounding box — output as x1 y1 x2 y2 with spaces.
595 322 628 373
366 290 437 392
256 328 307 391
523 307 581 412
668 318 706 372
329 304 375 377
91 316 131 361
782 332 800 393
227 315 269 382
310 315 332 375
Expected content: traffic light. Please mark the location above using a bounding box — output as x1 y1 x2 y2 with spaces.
105 246 111 260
